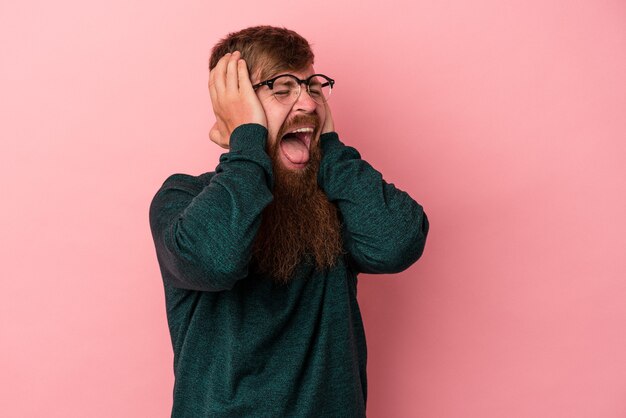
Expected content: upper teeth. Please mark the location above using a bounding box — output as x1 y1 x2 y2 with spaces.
289 127 314 134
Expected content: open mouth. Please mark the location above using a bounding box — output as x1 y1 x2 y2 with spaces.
279 126 315 168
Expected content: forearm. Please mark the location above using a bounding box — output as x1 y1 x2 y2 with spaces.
149 124 273 291
318 132 429 274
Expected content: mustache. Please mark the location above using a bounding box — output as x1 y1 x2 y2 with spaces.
278 114 320 138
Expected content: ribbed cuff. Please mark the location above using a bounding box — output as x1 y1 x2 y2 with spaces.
319 131 342 154
229 123 268 153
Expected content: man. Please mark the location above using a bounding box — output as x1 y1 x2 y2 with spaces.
149 25 429 417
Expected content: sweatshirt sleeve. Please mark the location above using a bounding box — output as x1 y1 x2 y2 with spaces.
148 123 274 291
317 132 429 275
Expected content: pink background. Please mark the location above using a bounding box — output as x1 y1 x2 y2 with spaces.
1 0 625 417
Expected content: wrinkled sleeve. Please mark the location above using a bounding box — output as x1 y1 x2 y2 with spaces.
318 132 429 274
149 124 274 291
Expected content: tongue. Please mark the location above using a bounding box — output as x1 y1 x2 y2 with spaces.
280 134 310 164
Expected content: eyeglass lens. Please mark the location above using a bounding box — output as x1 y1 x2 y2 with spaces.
272 75 332 104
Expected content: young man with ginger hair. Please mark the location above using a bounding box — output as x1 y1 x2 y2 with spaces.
149 25 429 417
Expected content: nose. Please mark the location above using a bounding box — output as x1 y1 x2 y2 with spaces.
293 85 317 113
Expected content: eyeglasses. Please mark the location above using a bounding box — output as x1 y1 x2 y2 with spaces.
252 74 335 105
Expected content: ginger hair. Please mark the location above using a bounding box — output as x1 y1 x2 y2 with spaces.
208 25 315 83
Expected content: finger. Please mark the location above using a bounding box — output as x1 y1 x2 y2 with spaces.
324 100 332 114
208 70 217 107
322 101 334 133
237 59 253 92
225 51 240 92
209 53 232 108
212 52 231 94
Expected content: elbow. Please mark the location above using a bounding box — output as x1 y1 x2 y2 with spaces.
380 208 430 273
407 211 429 263
159 228 248 292
149 197 250 292
372 237 426 274
351 211 429 274
398 210 429 270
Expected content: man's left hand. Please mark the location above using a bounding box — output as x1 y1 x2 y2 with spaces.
321 101 334 134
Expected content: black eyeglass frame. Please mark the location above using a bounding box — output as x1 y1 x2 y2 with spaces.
252 73 335 102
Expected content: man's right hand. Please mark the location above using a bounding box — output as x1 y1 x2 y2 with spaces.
208 51 267 149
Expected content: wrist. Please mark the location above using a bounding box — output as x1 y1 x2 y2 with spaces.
230 123 268 152
320 131 339 142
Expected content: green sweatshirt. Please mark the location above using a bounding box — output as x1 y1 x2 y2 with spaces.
149 123 429 417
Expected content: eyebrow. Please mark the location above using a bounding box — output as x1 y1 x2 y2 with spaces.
265 70 313 81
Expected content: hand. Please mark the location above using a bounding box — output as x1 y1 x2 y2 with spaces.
321 100 335 134
208 51 267 148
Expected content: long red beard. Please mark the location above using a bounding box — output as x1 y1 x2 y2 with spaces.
250 130 344 285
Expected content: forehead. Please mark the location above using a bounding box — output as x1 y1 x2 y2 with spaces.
261 64 316 82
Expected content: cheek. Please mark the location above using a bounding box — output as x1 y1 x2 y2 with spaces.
259 101 282 140
264 108 289 144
